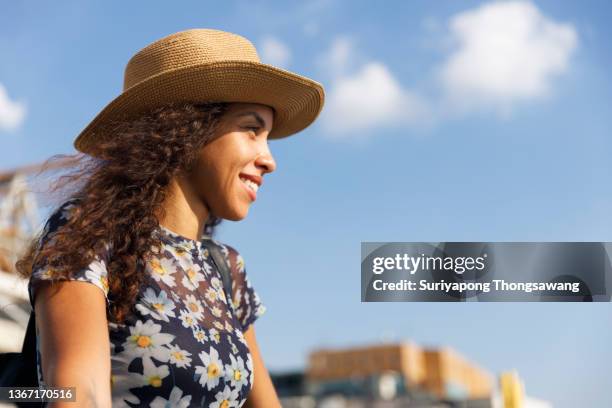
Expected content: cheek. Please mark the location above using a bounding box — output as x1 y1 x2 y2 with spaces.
190 162 238 202
189 140 250 206
187 157 215 196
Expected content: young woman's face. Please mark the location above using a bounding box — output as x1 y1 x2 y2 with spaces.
188 102 276 221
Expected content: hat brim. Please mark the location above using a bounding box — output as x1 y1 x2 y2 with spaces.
73 61 325 156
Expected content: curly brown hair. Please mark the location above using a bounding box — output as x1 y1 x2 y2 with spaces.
16 101 231 324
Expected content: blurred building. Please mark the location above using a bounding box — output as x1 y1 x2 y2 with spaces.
0 160 75 352
0 268 30 352
272 343 552 408
0 166 41 352
307 342 494 401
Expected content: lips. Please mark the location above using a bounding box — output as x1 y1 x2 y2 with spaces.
238 173 263 187
238 175 258 201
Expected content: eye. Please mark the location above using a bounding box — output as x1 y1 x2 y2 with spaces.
243 126 260 137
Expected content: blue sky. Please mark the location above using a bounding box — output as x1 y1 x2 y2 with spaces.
2 1 611 406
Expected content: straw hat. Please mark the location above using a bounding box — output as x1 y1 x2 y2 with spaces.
73 28 325 156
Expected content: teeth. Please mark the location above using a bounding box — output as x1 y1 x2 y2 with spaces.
239 177 259 193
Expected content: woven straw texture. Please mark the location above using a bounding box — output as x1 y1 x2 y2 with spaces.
73 28 325 156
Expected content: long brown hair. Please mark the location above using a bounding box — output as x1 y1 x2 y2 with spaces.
16 101 231 324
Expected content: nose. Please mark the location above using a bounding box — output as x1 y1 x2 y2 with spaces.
255 146 277 175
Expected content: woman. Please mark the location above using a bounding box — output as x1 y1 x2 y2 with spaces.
16 28 324 407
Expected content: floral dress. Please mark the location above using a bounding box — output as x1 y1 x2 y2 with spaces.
28 199 266 407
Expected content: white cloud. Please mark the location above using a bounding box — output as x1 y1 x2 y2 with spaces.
439 0 578 115
314 1 578 140
321 62 427 137
315 35 354 79
259 36 291 69
0 83 26 132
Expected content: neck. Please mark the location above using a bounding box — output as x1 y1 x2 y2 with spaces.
158 175 210 241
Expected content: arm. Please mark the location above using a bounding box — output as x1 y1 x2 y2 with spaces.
34 281 111 407
242 324 281 408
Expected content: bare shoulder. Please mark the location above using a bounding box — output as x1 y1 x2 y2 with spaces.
34 280 111 401
35 279 108 326
35 279 109 358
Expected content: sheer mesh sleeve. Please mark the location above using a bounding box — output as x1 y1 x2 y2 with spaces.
28 199 111 310
217 243 266 332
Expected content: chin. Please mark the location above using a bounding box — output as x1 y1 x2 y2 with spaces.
225 213 247 221
218 206 249 221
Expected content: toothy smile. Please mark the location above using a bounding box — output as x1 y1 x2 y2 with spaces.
239 177 259 193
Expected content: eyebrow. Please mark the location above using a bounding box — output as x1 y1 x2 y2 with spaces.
234 111 268 129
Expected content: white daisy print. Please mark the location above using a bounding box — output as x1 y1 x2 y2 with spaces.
167 241 194 263
210 276 222 291
246 353 254 386
209 328 221 344
224 354 248 389
210 385 239 408
148 257 177 287
32 200 271 408
217 287 227 303
181 263 205 291
179 309 198 329
150 242 161 255
204 287 218 303
224 320 233 333
201 247 210 259
83 258 109 296
234 328 247 346
216 242 230 260
211 305 222 319
232 288 243 312
110 350 142 407
235 254 245 273
136 288 176 322
255 303 267 318
183 294 205 320
150 386 192 408
194 346 225 390
200 257 213 275
228 338 238 355
140 356 169 388
193 327 208 344
168 344 192 369
123 320 174 362
243 291 251 308
33 266 55 280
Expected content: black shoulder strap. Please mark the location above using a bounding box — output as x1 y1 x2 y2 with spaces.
20 312 39 386
22 312 36 356
200 239 234 311
0 312 40 388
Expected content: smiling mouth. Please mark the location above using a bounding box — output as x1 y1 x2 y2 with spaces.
239 176 258 200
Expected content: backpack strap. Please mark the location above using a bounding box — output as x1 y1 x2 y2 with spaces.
22 312 36 356
200 239 234 312
0 312 39 388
